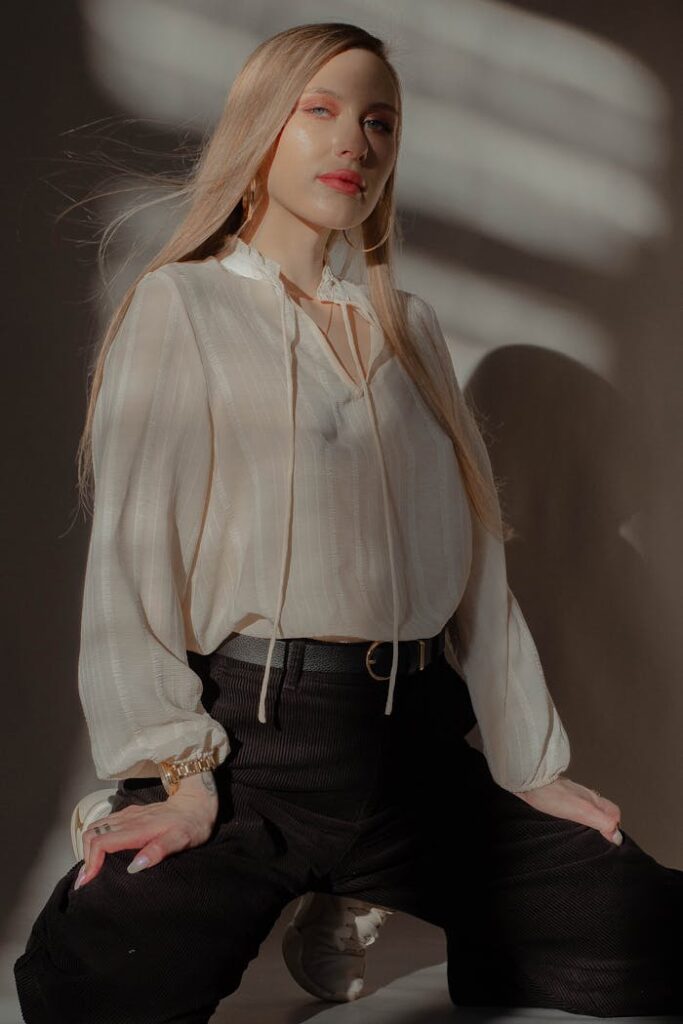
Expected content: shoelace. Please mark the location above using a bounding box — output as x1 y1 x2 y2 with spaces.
334 903 395 955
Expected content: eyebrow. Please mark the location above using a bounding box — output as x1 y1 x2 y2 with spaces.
301 86 398 116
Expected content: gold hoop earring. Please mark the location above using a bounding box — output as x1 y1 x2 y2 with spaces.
241 177 258 228
342 218 392 252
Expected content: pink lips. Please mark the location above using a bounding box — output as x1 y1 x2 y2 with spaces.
317 175 362 195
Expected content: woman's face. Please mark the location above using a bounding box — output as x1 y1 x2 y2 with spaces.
263 47 399 235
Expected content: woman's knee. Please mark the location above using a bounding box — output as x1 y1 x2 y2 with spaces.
14 856 224 1023
14 842 298 1023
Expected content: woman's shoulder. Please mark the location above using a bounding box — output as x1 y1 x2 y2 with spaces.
144 257 219 293
140 257 244 325
396 289 458 385
399 288 437 326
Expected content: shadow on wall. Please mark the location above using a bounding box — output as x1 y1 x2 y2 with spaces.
5 0 683 1005
466 345 682 867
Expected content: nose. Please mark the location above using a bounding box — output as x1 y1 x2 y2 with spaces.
335 119 368 162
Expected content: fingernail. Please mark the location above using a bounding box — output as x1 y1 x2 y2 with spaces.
128 854 150 874
74 864 87 890
612 828 623 845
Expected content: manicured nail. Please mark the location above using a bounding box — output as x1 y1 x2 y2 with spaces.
74 864 87 890
128 854 150 874
611 828 623 845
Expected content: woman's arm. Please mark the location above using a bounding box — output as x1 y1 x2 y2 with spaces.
417 296 571 793
78 268 229 781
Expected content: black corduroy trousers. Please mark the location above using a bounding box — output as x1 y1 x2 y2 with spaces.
14 638 683 1023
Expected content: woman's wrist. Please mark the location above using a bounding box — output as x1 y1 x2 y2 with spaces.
170 769 218 802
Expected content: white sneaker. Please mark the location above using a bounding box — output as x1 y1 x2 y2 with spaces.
69 787 119 862
282 892 394 1002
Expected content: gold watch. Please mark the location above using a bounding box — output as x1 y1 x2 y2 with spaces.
157 751 218 797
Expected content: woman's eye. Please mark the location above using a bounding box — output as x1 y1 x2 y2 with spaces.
365 118 394 135
305 107 393 134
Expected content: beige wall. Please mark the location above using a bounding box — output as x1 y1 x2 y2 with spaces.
3 3 683 963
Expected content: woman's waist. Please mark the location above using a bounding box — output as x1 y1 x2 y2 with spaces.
212 627 447 681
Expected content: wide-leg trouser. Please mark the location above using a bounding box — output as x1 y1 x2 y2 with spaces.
14 639 683 1022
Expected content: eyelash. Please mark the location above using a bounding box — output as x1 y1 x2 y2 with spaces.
305 106 394 135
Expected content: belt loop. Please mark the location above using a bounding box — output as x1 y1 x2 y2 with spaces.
283 638 306 690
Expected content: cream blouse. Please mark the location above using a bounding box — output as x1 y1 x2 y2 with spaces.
77 236 571 792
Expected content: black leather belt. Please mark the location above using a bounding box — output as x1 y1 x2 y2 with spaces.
213 628 446 680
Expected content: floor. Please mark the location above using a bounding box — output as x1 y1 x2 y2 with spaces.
208 906 678 1024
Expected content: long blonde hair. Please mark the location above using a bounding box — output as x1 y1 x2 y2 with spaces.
75 21 511 543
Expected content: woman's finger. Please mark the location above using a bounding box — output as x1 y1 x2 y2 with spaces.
127 829 191 874
582 799 622 845
598 820 623 844
77 827 139 887
81 815 132 867
80 803 149 863
577 802 622 841
75 799 216 889
567 782 622 835
593 796 622 844
78 821 166 887
517 777 623 845
598 809 623 845
592 791 621 819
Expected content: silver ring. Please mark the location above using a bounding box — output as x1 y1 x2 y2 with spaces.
92 823 115 835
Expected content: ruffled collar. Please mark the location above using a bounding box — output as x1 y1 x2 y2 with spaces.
218 235 378 322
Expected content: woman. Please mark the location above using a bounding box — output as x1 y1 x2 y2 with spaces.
15 21 682 1024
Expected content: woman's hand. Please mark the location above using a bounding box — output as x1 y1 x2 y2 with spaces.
74 772 219 889
514 775 623 845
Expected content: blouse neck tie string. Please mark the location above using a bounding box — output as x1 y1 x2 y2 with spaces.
338 300 400 715
225 238 399 723
257 279 296 723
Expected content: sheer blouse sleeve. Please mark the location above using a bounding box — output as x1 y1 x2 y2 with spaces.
418 296 571 792
77 268 230 781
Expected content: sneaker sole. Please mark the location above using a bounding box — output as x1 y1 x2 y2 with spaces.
69 788 118 862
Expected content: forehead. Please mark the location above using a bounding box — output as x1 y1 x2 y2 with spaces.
302 49 398 111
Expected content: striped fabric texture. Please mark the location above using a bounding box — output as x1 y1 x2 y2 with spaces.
77 238 570 792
